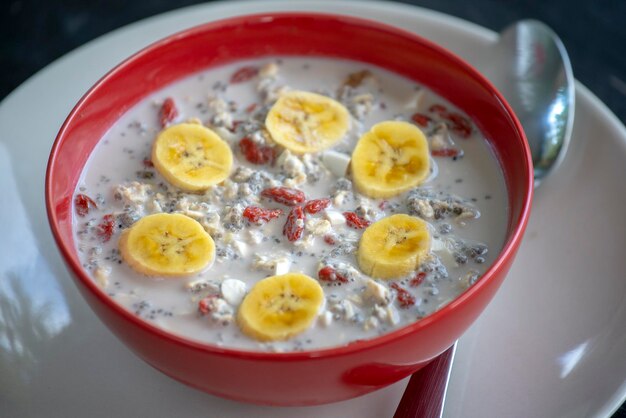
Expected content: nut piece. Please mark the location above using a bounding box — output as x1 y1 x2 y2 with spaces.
259 62 279 78
322 150 351 178
324 209 347 226
277 150 306 178
305 218 332 236
94 266 111 288
318 310 333 328
252 253 292 276
274 258 291 275
187 279 220 295
221 279 247 306
363 279 391 305
113 182 154 215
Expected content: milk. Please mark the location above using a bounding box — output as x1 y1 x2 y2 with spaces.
74 57 508 352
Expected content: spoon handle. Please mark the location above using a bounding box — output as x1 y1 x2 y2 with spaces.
393 343 457 418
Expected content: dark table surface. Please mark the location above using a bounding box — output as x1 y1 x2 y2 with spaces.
1 0 625 416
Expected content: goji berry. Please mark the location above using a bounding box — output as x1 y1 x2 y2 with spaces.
431 148 463 158
428 104 448 114
142 158 154 168
239 137 276 165
159 97 178 127
243 206 283 224
378 200 388 210
391 283 416 308
245 103 258 113
443 112 472 138
283 206 305 242
411 113 432 127
262 187 306 206
230 66 259 84
410 272 426 287
318 266 349 283
304 198 331 214
74 194 97 217
343 211 370 229
444 112 467 125
323 235 336 245
96 214 115 242
198 295 217 315
450 124 471 138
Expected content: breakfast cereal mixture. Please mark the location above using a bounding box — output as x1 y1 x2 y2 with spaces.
74 57 507 351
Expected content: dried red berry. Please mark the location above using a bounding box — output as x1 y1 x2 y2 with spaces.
318 266 349 284
74 194 97 217
243 206 283 224
443 112 472 138
239 137 276 165
142 158 154 168
245 103 258 113
262 187 306 206
159 97 178 127
391 283 416 308
410 272 426 287
96 214 115 242
230 66 259 84
343 211 370 229
198 295 217 315
428 104 448 114
323 235 336 245
450 125 471 138
283 206 305 242
304 198 331 214
444 112 468 125
431 148 463 158
378 200 388 210
411 113 432 127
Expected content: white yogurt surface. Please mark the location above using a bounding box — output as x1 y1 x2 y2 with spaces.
73 57 508 352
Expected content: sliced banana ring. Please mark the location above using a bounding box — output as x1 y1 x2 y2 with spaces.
358 214 430 279
351 121 430 198
237 273 324 342
265 90 350 154
119 213 215 277
152 123 233 192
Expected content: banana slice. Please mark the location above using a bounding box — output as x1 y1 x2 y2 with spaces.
237 273 324 342
351 121 429 198
358 214 430 279
152 123 233 192
119 213 215 277
265 90 350 154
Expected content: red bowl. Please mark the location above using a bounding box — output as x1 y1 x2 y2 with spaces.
46 13 533 406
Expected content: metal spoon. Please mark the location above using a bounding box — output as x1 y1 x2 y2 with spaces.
394 20 575 418
485 19 575 186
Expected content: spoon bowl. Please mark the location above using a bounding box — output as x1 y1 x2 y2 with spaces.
486 19 575 185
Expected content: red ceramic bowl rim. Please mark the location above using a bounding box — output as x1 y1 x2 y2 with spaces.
46 12 533 361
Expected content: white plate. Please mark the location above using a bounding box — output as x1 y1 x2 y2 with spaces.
1 1 625 417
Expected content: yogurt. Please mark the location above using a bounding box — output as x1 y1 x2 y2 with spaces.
73 57 508 352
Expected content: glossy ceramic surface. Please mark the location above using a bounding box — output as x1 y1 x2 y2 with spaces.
1 0 625 416
46 13 531 405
